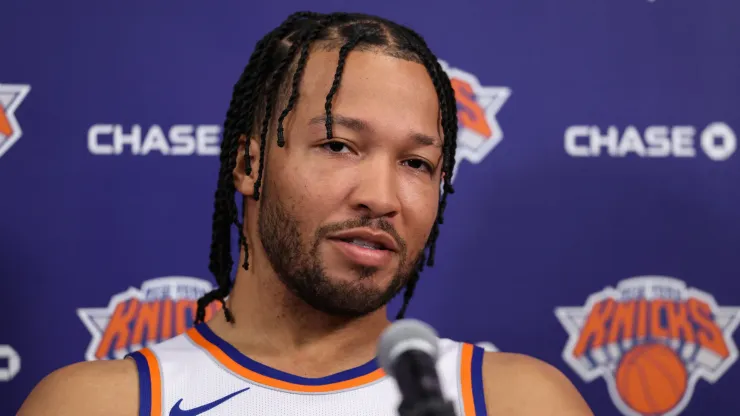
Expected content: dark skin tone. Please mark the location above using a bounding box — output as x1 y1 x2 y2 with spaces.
18 48 593 415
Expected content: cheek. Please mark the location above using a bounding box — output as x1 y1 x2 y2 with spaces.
272 157 341 232
290 151 357 202
400 182 439 243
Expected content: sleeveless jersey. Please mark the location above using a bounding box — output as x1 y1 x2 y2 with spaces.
127 323 487 416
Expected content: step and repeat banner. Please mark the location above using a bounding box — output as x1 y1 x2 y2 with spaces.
3 0 739 415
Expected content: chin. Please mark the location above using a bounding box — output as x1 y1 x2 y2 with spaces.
293 263 407 317
328 264 394 285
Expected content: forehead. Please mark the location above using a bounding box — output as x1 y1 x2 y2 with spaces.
292 49 441 137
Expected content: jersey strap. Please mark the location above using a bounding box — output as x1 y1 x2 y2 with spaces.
460 343 487 416
126 348 162 416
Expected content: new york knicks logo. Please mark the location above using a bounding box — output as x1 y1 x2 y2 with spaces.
555 276 740 416
0 83 31 159
77 276 222 361
439 61 511 180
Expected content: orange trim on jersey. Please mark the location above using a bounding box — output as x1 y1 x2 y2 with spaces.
460 343 476 416
187 327 386 392
140 348 162 416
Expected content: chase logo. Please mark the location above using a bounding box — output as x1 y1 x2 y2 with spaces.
0 84 31 159
77 276 222 361
555 276 740 416
87 124 221 156
439 61 511 180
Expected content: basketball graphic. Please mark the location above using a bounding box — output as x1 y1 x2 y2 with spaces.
555 276 740 416
615 343 687 415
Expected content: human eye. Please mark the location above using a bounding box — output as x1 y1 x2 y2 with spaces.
402 158 434 174
321 140 352 154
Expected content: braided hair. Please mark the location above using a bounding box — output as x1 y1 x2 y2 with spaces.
194 11 458 325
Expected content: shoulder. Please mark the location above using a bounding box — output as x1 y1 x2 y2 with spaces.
18 358 139 416
480 351 593 416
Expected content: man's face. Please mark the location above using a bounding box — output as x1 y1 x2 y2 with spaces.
256 49 444 317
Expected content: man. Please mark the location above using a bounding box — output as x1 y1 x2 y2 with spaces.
20 12 593 415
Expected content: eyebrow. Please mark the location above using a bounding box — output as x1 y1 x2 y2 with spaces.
308 114 442 148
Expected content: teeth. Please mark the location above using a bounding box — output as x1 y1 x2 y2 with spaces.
350 238 382 250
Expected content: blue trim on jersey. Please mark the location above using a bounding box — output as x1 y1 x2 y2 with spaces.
195 323 380 385
471 346 487 416
127 351 152 416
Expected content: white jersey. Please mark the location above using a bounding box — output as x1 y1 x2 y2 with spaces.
127 323 487 416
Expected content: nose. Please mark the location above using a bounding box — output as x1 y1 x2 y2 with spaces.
348 157 401 220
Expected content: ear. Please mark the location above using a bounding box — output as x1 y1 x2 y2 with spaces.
233 134 262 197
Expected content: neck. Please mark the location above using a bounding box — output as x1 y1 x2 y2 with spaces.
206 250 391 377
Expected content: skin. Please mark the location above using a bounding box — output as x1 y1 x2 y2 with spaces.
18 48 593 415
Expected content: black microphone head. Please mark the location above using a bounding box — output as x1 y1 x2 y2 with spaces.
377 319 440 376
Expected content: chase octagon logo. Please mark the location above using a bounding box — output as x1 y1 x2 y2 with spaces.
555 276 740 416
0 83 31 159
77 276 221 361
439 60 511 181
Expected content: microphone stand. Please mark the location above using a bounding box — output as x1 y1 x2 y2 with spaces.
399 398 458 416
393 350 459 416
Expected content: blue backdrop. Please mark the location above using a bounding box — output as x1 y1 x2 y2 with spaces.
3 1 739 415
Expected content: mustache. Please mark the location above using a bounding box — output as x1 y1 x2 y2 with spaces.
315 217 407 254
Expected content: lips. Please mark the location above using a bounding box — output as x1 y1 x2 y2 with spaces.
327 228 399 252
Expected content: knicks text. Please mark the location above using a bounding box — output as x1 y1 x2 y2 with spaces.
574 295 728 371
92 296 222 360
78 276 219 361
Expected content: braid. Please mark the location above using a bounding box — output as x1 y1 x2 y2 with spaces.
198 12 460 324
257 21 332 194
395 271 420 320
324 34 364 140
252 45 294 200
394 253 425 319
277 23 326 147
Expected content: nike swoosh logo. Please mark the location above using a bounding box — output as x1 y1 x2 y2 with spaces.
169 387 250 416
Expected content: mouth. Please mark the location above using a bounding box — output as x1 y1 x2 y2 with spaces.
333 237 388 251
327 228 399 252
327 228 399 268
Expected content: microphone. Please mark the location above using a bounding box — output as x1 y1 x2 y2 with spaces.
378 319 458 416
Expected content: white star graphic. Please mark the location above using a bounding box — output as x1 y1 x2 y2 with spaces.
0 83 31 159
438 61 511 182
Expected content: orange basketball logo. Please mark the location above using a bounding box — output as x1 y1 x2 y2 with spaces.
78 276 221 360
616 343 687 414
439 61 511 181
555 276 740 416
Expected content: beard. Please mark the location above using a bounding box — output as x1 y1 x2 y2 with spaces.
257 177 424 318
